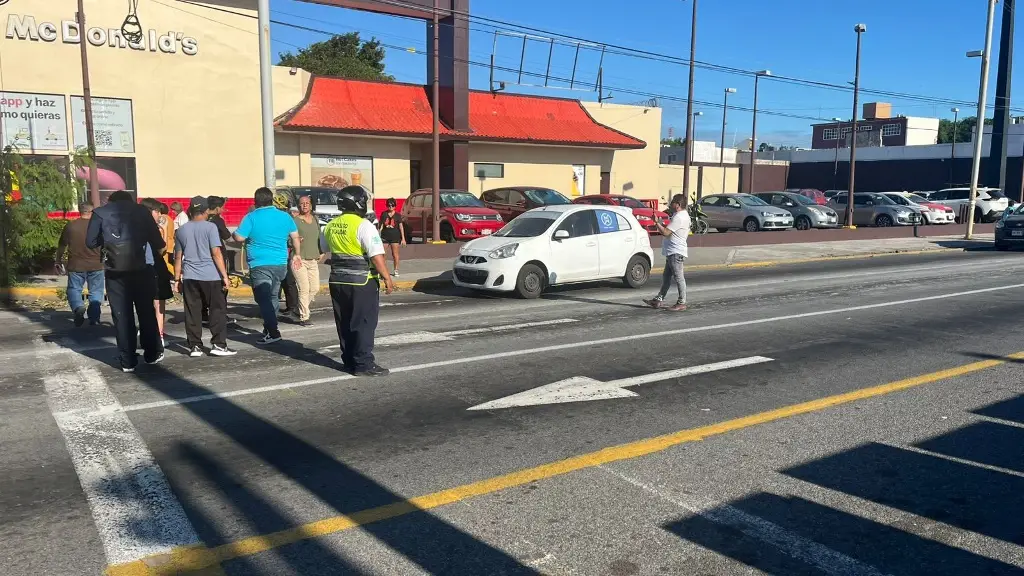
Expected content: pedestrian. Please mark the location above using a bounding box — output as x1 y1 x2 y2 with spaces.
233 187 302 344
377 198 406 276
174 196 236 357
293 194 326 327
205 195 235 320
158 202 175 267
645 193 691 312
323 185 395 376
86 190 166 372
274 190 300 319
171 201 188 230
55 202 104 327
141 198 174 346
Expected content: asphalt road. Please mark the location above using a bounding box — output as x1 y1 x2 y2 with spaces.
3 250 1024 575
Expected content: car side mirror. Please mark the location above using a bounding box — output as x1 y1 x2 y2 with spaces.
865 201 874 206
554 229 570 240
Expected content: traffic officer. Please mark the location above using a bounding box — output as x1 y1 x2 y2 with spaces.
323 185 396 376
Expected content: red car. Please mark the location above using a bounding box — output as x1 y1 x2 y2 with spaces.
573 194 668 233
401 189 503 243
480 186 573 222
787 188 828 205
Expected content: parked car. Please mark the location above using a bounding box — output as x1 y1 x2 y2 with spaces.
754 192 839 230
785 188 828 205
929 187 1009 222
697 193 794 232
573 194 669 233
995 203 1024 250
828 192 923 227
480 187 572 222
401 189 503 243
824 190 847 199
881 192 955 225
277 186 344 225
452 205 653 298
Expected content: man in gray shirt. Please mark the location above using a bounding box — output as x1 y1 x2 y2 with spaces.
174 196 236 357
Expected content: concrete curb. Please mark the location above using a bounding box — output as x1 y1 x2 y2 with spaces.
1 246 963 303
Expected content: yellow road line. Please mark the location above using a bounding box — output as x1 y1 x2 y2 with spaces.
105 351 1024 575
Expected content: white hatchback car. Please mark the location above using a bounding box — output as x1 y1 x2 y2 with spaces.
452 205 654 298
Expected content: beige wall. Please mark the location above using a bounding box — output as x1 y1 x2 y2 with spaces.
468 143 605 198
273 66 311 118
0 0 264 198
582 102 660 201
658 164 740 207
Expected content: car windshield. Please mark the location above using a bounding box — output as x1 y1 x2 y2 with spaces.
441 192 485 207
884 194 908 205
524 189 571 205
618 197 646 209
789 194 816 206
907 194 929 203
737 195 769 207
872 194 897 205
492 213 559 237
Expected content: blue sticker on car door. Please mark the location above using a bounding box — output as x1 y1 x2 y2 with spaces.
596 210 618 233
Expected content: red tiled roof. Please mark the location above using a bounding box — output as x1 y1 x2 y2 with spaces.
277 77 646 149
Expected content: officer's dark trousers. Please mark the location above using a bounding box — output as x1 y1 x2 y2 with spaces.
329 280 379 372
106 269 162 369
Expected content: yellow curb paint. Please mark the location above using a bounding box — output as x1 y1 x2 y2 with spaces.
104 351 1024 575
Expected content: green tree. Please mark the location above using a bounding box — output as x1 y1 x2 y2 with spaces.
277 33 393 81
758 142 776 152
660 137 685 147
937 116 992 144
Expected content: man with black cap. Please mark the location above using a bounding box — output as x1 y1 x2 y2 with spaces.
174 196 236 358
86 190 166 372
322 185 395 376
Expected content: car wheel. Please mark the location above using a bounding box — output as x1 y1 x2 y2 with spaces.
622 255 650 289
515 263 546 299
875 214 894 227
795 216 811 230
743 217 760 232
440 223 455 243
716 227 730 233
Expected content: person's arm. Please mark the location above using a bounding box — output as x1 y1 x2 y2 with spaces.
656 212 686 238
55 223 70 264
144 209 166 256
85 212 102 250
215 217 231 241
232 214 251 243
369 254 393 294
288 230 302 269
173 249 184 294
212 248 230 291
398 216 407 246
358 220 394 294
318 226 329 263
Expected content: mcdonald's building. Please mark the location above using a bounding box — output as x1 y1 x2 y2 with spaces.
0 0 660 222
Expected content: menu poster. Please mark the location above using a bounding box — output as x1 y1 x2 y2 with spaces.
310 155 372 194
0 92 68 152
71 97 135 154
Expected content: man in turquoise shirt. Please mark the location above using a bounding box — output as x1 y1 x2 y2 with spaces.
234 187 301 344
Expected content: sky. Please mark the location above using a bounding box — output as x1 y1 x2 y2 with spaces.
267 0 1012 148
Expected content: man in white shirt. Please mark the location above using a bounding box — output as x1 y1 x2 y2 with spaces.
645 194 691 311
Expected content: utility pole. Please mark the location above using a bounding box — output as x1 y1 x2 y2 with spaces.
76 0 99 207
682 0 698 200
846 24 866 229
949 107 959 187
987 0 1014 194
966 0 998 240
257 0 276 189
748 70 770 194
431 0 441 243
719 88 735 195
831 117 842 190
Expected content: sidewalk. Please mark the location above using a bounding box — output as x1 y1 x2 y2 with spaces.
3 232 994 303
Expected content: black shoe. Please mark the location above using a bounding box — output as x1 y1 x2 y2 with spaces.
73 306 86 327
352 364 390 377
299 319 313 327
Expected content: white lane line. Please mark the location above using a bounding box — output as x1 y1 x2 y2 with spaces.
43 365 201 565
112 282 1024 413
317 318 578 351
599 466 890 576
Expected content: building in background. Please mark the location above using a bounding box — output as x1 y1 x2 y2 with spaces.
810 103 940 150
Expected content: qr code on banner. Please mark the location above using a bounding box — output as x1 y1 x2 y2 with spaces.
95 130 113 148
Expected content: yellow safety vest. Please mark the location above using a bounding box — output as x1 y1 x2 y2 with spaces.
324 213 378 285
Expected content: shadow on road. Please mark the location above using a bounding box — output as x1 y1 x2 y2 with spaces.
662 391 1024 575
932 239 996 251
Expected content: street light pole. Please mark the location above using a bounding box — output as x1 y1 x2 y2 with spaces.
76 0 99 206
966 0 998 240
748 70 770 194
831 117 842 190
682 0 698 200
949 107 959 187
720 88 736 195
257 0 276 190
431 0 441 243
845 24 866 229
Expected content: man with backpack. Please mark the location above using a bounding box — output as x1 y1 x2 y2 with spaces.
86 190 167 372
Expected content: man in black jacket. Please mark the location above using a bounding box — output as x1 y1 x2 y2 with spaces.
86 190 167 372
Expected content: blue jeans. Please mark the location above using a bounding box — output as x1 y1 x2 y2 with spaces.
68 270 105 323
250 265 287 335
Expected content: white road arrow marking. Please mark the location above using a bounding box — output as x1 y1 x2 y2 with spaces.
467 356 774 410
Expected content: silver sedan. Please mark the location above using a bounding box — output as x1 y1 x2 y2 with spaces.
754 192 839 230
698 194 794 232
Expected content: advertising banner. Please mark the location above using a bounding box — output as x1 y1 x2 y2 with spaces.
310 155 372 195
71 97 135 153
571 164 586 196
0 91 68 152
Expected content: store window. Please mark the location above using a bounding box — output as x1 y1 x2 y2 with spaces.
822 128 838 140
474 163 504 178
882 123 901 137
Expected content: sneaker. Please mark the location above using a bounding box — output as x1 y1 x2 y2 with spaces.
299 319 313 327
392 270 400 277
643 298 664 309
353 363 390 377
189 345 204 358
667 303 688 312
73 307 86 327
209 344 237 357
257 333 282 345
121 365 136 373
145 353 165 365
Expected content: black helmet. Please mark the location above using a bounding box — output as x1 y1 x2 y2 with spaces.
336 185 369 216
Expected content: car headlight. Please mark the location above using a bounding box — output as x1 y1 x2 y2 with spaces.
455 213 472 222
489 243 519 259
996 220 1005 229
896 210 910 217
807 207 823 216
761 211 775 217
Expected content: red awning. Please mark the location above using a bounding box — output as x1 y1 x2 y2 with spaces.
277 77 646 150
